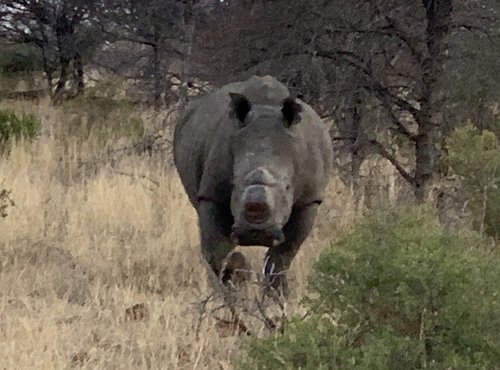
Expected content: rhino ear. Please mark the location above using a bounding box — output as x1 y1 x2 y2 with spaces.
229 93 252 123
282 97 302 127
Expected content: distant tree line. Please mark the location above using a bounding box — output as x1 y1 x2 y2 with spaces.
0 0 499 202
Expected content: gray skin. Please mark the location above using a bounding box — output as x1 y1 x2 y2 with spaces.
173 75 333 296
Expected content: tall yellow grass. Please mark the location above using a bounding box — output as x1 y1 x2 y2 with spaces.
0 99 359 369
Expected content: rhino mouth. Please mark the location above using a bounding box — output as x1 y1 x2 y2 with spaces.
230 226 285 247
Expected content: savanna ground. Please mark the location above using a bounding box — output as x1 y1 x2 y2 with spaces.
0 98 378 369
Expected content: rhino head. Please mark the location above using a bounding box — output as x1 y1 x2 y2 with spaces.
228 92 302 248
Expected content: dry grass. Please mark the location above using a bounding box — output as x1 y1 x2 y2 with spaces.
0 99 361 370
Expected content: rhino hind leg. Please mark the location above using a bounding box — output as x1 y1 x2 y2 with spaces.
198 201 248 287
263 204 319 297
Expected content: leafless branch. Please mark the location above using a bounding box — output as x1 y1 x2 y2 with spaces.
369 139 415 185
314 48 419 140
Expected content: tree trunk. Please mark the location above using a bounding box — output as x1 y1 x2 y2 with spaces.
178 0 197 114
41 45 54 92
414 0 453 203
53 6 75 103
53 56 70 103
38 26 54 92
152 26 162 108
350 90 364 204
414 130 433 203
74 52 84 96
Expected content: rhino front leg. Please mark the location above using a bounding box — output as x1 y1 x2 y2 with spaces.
263 204 319 297
198 201 243 286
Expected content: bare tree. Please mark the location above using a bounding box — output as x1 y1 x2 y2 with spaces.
1 0 497 196
0 0 99 101
195 0 499 203
443 0 500 138
97 0 204 107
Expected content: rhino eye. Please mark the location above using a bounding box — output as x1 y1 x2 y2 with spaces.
286 185 291 191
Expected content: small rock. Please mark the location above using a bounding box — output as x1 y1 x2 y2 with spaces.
170 76 182 85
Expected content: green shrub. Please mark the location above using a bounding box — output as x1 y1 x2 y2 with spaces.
0 43 45 76
238 207 500 370
445 124 500 238
0 110 38 149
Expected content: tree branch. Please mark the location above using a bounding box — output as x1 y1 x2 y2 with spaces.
369 139 415 185
314 48 419 140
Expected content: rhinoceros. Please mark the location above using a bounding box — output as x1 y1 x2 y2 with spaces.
173 75 333 295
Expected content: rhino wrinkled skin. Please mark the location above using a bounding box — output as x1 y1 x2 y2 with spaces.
173 75 333 295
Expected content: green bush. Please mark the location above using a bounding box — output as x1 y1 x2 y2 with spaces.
445 124 500 238
238 207 500 370
0 43 45 76
0 110 38 149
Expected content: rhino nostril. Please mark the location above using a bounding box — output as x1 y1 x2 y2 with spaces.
244 201 268 213
243 201 270 223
